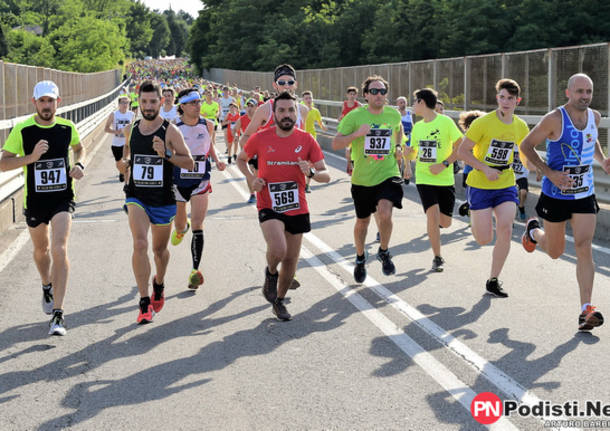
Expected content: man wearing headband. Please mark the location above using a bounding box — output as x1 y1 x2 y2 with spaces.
234 98 260 203
170 88 225 291
238 64 309 153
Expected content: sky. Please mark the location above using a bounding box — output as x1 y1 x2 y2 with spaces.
141 0 202 18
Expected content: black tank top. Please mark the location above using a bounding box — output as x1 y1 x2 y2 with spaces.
125 119 175 206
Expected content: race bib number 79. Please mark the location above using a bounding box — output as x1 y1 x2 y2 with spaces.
133 154 163 187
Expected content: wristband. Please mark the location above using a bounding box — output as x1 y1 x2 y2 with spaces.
307 168 316 179
75 162 85 170
442 160 450 168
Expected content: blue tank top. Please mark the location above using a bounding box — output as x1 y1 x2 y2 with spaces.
542 107 597 200
401 112 413 146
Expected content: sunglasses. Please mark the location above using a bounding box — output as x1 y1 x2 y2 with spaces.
276 80 296 86
368 88 387 95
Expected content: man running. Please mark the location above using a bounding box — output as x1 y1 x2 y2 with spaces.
404 88 463 272
116 80 194 324
339 86 361 121
520 73 610 331
224 103 241 164
0 80 85 336
170 89 226 290
237 92 330 321
302 90 327 193
457 79 530 298
105 94 134 182
332 75 403 283
159 87 179 123
512 145 531 221
218 86 236 153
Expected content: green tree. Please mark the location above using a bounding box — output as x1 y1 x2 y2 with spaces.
0 25 8 57
4 28 55 67
125 1 153 58
149 13 169 58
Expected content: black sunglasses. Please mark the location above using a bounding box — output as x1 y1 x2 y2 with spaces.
276 80 296 86
368 88 387 95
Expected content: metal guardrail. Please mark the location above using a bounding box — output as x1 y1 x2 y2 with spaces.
314 99 610 204
0 80 129 203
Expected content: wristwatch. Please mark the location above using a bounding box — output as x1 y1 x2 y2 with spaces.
442 160 450 168
164 148 173 160
307 168 316 178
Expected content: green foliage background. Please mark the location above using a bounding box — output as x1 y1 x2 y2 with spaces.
0 0 192 72
188 0 610 74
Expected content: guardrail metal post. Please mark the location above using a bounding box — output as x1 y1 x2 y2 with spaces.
464 57 470 111
547 48 555 111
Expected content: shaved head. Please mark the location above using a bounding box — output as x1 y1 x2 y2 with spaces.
567 73 593 90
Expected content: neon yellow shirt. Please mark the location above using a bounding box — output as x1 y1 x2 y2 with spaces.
305 107 322 138
411 114 463 186
200 101 219 124
465 111 529 189
337 106 401 186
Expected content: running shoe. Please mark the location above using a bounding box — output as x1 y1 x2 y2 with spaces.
521 218 540 253
578 305 604 331
151 278 165 313
233 155 237 162
458 202 470 217
188 269 204 290
377 248 396 276
48 311 66 336
263 267 278 304
354 253 367 283
272 298 291 321
432 256 445 272
171 220 190 246
486 278 508 298
227 156 232 164
247 194 256 204
137 298 154 324
289 277 301 290
305 185 311 193
42 285 54 315
119 173 125 182
519 211 526 221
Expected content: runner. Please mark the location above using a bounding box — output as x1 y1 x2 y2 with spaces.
456 110 486 219
457 79 530 298
200 89 220 129
159 87 179 123
332 75 403 283
234 98 259 203
170 88 226 290
218 86 236 153
0 80 85 336
396 96 414 182
435 100 445 114
116 80 194 324
302 90 328 193
129 83 139 115
224 103 241 164
104 94 135 182
519 73 610 331
238 64 309 150
404 88 463 272
512 145 532 221
237 92 330 320
339 86 361 121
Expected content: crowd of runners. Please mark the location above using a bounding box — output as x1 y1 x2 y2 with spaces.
1 58 609 336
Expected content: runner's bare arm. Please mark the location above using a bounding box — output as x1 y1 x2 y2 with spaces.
104 112 116 135
165 124 194 170
310 159 330 183
332 124 371 150
520 111 561 175
239 102 269 149
69 143 85 179
236 150 262 190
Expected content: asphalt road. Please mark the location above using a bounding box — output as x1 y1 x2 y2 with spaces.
1 132 609 431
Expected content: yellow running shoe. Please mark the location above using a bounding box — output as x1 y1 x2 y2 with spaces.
171 220 190 246
188 269 204 290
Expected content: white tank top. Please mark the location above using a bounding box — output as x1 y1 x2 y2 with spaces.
160 105 179 123
176 116 211 157
112 110 134 147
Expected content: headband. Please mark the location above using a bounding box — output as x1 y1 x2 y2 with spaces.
179 91 201 104
274 66 295 82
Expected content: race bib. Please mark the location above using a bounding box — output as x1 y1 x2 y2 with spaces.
180 155 207 179
268 181 300 213
512 152 524 174
34 158 67 192
133 154 163 187
562 164 590 195
364 129 392 156
484 139 514 165
418 140 438 163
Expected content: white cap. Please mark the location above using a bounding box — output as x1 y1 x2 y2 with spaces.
33 80 59 100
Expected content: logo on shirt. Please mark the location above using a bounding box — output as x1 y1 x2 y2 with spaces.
294 145 302 153
267 146 276 153
585 133 593 143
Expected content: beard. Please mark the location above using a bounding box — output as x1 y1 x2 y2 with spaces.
37 108 54 121
276 116 295 131
141 107 160 121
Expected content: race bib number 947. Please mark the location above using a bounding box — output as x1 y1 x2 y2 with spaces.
34 158 67 192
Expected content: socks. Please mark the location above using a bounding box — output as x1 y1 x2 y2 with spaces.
191 230 204 270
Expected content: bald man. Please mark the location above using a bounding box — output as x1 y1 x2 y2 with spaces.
520 73 610 332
